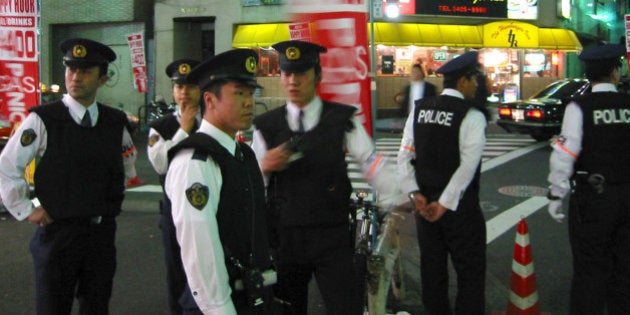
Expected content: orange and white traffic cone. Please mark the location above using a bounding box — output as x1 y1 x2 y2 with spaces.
493 218 549 315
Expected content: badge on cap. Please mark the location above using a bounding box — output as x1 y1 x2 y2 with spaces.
246 56 257 74
178 63 192 76
20 128 37 146
186 183 209 210
286 47 301 60
72 44 87 58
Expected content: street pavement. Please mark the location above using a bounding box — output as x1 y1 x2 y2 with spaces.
0 121 554 314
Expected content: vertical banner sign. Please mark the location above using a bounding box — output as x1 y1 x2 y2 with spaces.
625 15 630 74
289 22 312 42
0 0 39 123
288 0 372 136
127 33 148 93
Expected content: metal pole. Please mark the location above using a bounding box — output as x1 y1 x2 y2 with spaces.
369 0 377 138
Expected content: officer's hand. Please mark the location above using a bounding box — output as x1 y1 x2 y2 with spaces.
27 206 54 227
547 199 565 223
424 202 447 223
180 103 199 133
261 145 291 173
409 192 427 215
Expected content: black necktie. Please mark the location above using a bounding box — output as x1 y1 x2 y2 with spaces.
81 111 92 127
298 110 305 133
234 143 243 162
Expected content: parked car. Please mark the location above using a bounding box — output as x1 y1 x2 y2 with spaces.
496 78 591 141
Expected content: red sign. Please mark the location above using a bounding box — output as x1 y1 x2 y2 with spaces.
289 2 373 136
289 22 312 41
0 0 39 123
127 33 148 93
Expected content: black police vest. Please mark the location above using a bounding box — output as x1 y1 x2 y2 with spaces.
31 101 126 219
168 133 271 279
413 95 481 192
574 92 630 184
254 101 356 227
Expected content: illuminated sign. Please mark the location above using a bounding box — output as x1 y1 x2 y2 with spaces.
416 0 537 19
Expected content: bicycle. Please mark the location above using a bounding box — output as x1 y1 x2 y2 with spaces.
350 191 406 315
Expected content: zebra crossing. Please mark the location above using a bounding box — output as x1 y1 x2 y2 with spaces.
347 134 538 194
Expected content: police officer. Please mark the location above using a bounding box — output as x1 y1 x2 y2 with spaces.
397 51 487 315
147 58 201 314
0 38 138 314
547 43 630 314
251 40 398 315
165 49 276 315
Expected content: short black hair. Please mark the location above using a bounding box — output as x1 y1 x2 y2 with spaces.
584 58 622 81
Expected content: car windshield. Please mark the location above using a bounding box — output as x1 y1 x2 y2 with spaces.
532 80 587 99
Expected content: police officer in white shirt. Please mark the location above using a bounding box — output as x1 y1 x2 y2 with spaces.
398 51 487 315
165 49 276 315
147 58 201 315
547 43 630 314
0 37 137 314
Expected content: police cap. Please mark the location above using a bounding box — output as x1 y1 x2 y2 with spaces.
272 40 327 73
578 44 626 61
166 59 200 85
187 49 262 90
60 38 116 68
436 51 480 78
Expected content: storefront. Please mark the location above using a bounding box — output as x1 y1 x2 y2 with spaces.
233 20 582 113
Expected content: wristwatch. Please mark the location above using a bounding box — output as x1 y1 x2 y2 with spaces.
546 190 561 200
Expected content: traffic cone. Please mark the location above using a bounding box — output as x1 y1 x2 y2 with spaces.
493 218 549 315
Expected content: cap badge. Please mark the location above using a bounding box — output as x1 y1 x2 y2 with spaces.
245 56 257 74
286 47 301 60
186 182 209 210
178 63 191 75
72 44 87 58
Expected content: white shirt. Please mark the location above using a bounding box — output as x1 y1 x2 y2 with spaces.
0 94 137 221
397 88 487 211
409 81 426 115
250 96 401 204
547 83 618 198
147 109 201 175
164 120 238 315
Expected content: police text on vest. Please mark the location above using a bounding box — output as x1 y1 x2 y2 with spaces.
593 108 630 125
417 109 453 126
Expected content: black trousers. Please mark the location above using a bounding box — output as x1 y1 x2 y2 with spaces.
30 217 117 315
568 182 630 315
159 200 187 315
180 283 278 315
415 189 486 315
275 224 362 315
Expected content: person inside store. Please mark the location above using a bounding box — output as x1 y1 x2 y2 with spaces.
397 50 487 315
398 63 437 118
0 37 138 314
546 43 630 314
165 49 277 315
146 58 201 314
250 40 400 315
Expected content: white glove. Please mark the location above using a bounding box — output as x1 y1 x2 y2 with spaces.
547 199 565 223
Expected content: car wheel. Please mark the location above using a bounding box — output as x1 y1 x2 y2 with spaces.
532 134 552 142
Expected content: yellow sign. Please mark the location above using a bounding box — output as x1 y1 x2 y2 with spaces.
483 21 539 49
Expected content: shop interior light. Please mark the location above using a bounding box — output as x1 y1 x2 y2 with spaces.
385 0 400 18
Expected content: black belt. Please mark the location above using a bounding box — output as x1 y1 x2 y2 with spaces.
54 216 114 226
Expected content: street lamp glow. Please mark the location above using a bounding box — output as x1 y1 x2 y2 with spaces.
385 3 399 18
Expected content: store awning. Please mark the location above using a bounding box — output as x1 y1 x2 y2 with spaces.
538 28 582 51
372 22 483 48
232 23 290 48
232 22 581 51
